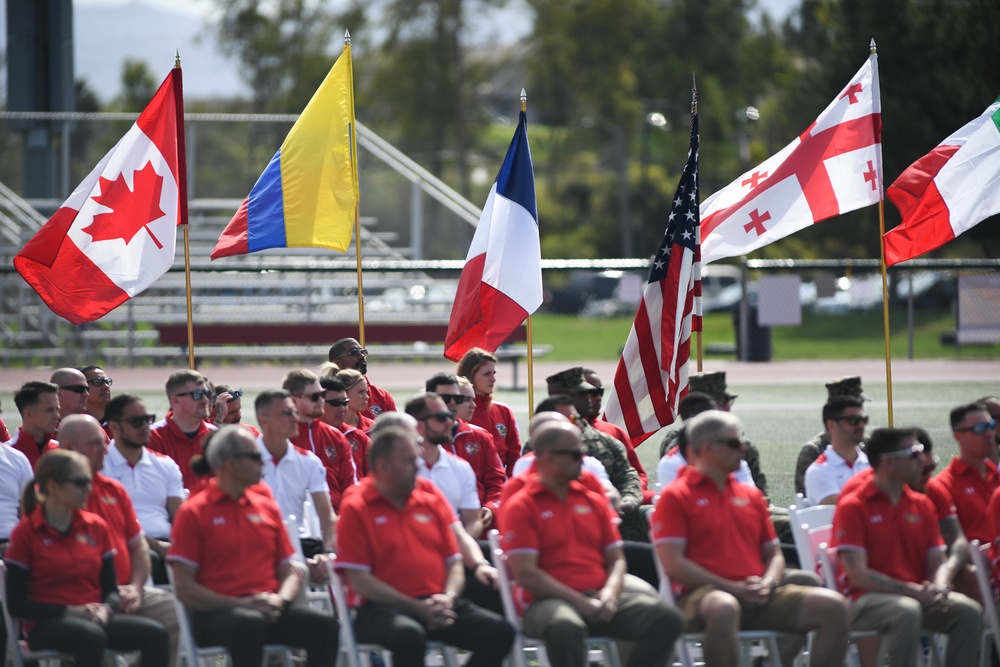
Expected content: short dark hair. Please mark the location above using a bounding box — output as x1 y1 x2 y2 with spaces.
105 394 143 423
165 370 205 397
282 369 318 395
950 402 989 430
329 338 360 362
79 365 104 376
679 392 716 420
536 395 574 414
404 392 439 419
319 376 346 393
255 390 290 415
425 372 459 393
14 381 58 416
822 395 864 426
866 427 912 468
369 426 412 469
912 427 933 453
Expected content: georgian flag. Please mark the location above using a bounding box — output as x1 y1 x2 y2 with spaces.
700 53 882 264
15 69 185 325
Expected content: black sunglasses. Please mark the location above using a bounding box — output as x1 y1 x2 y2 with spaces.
418 412 454 423
336 347 368 359
549 449 585 460
86 377 113 387
231 451 264 462
324 398 350 407
438 394 468 405
954 420 997 435
60 476 93 488
224 388 244 401
116 414 156 429
715 437 745 449
60 384 89 394
175 389 215 401
836 415 870 426
293 392 324 403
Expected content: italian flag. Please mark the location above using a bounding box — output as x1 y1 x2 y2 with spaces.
885 96 1000 265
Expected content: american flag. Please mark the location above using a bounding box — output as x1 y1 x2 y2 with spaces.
604 103 701 440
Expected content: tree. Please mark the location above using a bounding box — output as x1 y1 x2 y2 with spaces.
119 59 157 112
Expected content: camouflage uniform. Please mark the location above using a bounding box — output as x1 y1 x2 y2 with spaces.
579 423 649 541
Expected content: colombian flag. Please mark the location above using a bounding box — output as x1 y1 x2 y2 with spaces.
212 41 358 259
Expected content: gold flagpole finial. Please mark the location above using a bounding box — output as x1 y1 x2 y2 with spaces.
870 38 877 55
175 50 181 68
520 88 527 113
345 30 351 46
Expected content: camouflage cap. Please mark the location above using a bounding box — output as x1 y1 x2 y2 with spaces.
546 367 598 395
825 376 869 401
689 371 736 404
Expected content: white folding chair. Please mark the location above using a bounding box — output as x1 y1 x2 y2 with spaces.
802 524 833 583
788 505 834 574
486 530 621 667
969 539 1000 667
0 562 72 667
324 556 459 667
793 493 813 509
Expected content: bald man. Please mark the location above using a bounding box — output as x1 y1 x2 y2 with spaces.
50 368 89 422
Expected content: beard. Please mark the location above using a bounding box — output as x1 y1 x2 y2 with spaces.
119 436 147 449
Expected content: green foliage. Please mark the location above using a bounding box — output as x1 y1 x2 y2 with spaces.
117 59 158 112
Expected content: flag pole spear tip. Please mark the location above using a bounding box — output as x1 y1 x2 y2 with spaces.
345 29 351 45
175 50 181 68
520 88 527 113
870 38 876 54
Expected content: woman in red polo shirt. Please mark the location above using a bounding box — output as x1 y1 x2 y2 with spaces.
4 450 168 667
336 369 374 433
457 348 521 477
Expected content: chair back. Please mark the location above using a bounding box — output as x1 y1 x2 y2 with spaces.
970 540 1000 659
802 524 833 580
324 557 360 667
283 516 305 562
793 493 813 509
789 504 834 572
166 563 225 667
0 561 26 667
816 543 838 592
487 530 522 626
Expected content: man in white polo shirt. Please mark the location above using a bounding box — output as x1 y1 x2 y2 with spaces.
804 396 871 505
0 441 32 555
405 393 484 539
254 390 337 561
103 393 184 585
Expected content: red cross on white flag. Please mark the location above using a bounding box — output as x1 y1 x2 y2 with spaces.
700 53 882 264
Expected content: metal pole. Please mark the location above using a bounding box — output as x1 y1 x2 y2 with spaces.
907 270 914 360
411 180 424 260
739 257 750 361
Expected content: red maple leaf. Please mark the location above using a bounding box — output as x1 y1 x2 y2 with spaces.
81 161 167 249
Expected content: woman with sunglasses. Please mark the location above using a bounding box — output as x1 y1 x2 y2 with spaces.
4 450 168 667
456 348 521 477
335 369 374 433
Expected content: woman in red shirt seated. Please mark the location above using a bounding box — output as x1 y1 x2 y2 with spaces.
4 450 168 667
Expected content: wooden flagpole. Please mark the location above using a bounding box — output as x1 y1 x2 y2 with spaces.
872 39 893 426
523 88 535 420
346 30 366 348
174 52 195 370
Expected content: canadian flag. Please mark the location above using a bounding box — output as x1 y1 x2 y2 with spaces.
700 53 882 264
15 69 185 325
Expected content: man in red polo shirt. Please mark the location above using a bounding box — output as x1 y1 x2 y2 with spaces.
927 401 999 544
833 427 981 666
168 426 339 667
327 337 396 418
6 382 61 469
654 410 848 667
336 426 513 667
502 420 681 667
319 376 371 478
58 414 179 662
148 370 217 492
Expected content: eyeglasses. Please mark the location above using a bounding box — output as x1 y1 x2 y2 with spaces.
174 389 215 401
715 437 745 449
882 444 925 461
224 388 244 401
836 415 870 426
336 347 368 359
583 388 605 397
115 414 156 428
418 412 454 423
954 420 997 435
293 392 324 403
230 451 264 462
718 396 736 408
549 448 585 460
60 476 93 488
59 385 89 394
273 408 298 418
86 377 113 387
324 398 350 407
437 394 468 405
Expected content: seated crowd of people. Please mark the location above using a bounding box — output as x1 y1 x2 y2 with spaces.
0 343 998 667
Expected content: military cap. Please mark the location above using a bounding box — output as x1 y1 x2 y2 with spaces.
688 371 737 404
825 376 869 401
546 367 598 395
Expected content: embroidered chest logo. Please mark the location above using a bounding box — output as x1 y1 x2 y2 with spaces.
374 515 388 526
964 487 976 496
730 497 750 507
212 516 226 526
412 513 432 524
100 495 118 505
325 446 337 461
572 504 593 515
464 442 480 456
540 510 554 520
348 438 360 453
903 512 922 524
75 533 97 547
870 514 883 524
371 406 384 417
496 424 508 439
246 514 263 524
696 498 709 507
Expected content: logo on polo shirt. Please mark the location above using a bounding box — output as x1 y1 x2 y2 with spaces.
412 513 432 523
496 424 508 439
75 532 96 547
100 495 118 505
731 497 749 507
464 442 480 456
572 505 592 515
371 406 384 417
870 515 883 524
374 515 388 525
903 512 921 524
348 438 360 453
325 446 338 462
696 498 709 507
965 487 976 495
42 537 54 546
246 514 263 524
212 517 225 526
540 510 554 520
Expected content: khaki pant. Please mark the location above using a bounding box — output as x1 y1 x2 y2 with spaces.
851 591 982 666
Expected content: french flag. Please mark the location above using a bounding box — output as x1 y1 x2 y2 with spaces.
444 109 542 361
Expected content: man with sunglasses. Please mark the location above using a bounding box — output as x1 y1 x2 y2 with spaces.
103 394 184 586
211 384 260 437
319 376 371 477
328 337 397 419
60 413 182 665
80 365 113 424
833 427 982 666
283 369 357 512
927 402 999 547
50 367 90 423
7 381 62 469
804 396 870 505
149 370 218 492
426 372 505 529
795 376 870 496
